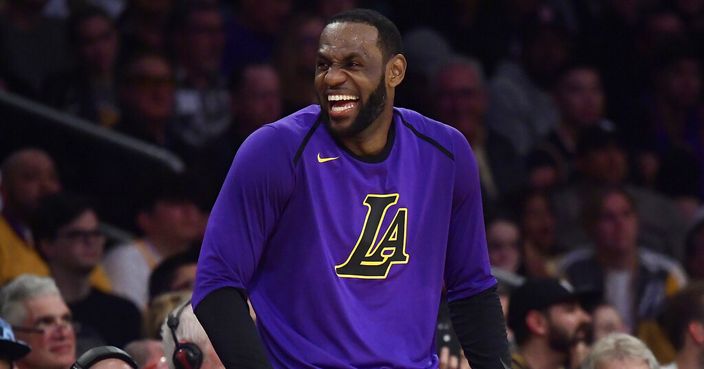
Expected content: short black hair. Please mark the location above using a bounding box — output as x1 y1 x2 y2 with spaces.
32 193 94 241
136 172 195 214
326 8 403 61
148 247 199 301
660 282 704 351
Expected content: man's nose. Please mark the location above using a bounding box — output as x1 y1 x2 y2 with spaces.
324 66 346 86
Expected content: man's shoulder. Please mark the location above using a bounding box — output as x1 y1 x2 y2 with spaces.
267 104 322 138
395 107 464 157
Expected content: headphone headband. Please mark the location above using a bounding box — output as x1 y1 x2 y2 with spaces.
72 346 138 369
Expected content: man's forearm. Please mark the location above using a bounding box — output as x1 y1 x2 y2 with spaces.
448 285 510 369
193 287 273 369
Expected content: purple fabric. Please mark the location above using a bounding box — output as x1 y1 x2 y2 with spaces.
194 105 495 368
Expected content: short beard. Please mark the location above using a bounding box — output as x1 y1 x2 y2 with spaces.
321 75 387 138
547 320 591 354
547 322 573 353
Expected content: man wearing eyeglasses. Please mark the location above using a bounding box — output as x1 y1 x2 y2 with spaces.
32 194 142 350
0 274 76 369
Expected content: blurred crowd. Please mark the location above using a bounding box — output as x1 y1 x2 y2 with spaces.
1 0 704 368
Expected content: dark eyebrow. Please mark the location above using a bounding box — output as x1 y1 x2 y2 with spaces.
316 51 366 62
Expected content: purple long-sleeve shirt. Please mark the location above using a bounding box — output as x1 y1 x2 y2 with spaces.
194 105 495 368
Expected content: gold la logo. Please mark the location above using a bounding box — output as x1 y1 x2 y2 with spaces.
336 194 409 279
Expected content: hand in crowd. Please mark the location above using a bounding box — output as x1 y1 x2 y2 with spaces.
439 347 471 369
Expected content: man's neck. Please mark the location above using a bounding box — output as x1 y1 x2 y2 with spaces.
50 266 92 303
674 344 704 369
519 339 566 369
597 248 637 271
340 109 394 157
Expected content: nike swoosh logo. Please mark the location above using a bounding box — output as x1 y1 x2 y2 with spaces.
317 153 339 163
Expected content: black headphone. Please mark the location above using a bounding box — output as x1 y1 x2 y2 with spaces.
166 300 203 369
71 346 138 369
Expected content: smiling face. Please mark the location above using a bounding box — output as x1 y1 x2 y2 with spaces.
15 294 76 369
315 21 402 140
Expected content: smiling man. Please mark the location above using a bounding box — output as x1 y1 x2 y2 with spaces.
193 9 509 369
0 275 76 369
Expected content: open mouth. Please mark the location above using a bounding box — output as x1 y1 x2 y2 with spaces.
327 94 360 117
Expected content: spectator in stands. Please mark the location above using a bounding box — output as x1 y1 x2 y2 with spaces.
144 291 190 339
557 187 687 333
487 217 521 275
646 45 704 203
43 5 120 128
552 125 687 259
524 150 561 193
0 0 72 97
221 0 292 76
660 282 704 369
228 62 282 147
116 53 175 146
124 339 166 369
590 303 628 342
0 149 61 285
431 56 523 206
508 278 592 369
118 0 174 56
581 333 659 369
275 12 325 113
160 301 224 369
486 16 569 156
535 63 611 184
0 275 76 369
0 148 111 290
33 193 142 348
171 2 229 154
516 190 562 278
148 248 198 302
104 175 202 309
0 317 31 369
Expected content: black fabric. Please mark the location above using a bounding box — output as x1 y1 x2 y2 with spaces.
68 288 142 348
193 287 272 369
448 285 511 369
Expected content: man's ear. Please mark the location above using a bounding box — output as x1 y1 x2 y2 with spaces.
525 310 548 337
386 54 407 88
688 321 704 345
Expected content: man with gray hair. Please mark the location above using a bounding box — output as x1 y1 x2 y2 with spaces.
431 55 523 205
160 301 223 369
581 333 659 369
0 274 76 369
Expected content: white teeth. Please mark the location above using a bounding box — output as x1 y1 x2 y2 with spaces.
328 94 359 102
331 102 356 112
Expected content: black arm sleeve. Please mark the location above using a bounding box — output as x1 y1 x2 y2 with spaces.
448 285 511 369
193 287 273 369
